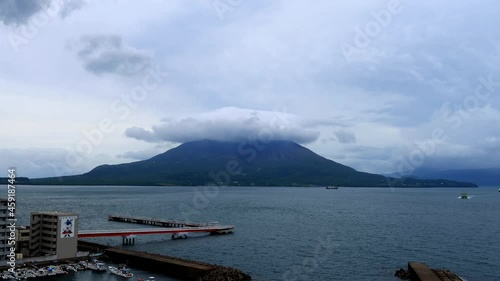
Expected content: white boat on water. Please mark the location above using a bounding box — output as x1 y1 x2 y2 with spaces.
172 232 188 239
460 192 469 199
35 269 48 277
89 252 104 258
108 266 133 278
24 270 37 279
82 261 107 272
47 266 66 276
65 265 77 272
326 185 338 189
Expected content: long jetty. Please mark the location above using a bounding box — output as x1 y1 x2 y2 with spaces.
108 215 216 228
94 215 234 244
79 226 235 238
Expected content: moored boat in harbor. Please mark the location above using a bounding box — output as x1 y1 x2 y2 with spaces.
108 266 133 278
81 261 107 272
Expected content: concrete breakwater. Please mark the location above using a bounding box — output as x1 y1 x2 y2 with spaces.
78 241 251 281
395 262 463 281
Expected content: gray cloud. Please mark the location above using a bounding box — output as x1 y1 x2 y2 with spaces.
334 130 356 144
322 145 395 173
72 34 152 76
0 0 49 25
117 150 158 161
124 127 161 143
0 0 83 25
125 107 320 144
60 0 85 18
0 148 81 178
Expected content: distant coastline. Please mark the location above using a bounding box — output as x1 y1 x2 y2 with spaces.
9 140 479 188
6 179 479 188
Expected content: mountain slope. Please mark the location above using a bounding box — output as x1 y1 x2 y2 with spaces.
31 140 477 187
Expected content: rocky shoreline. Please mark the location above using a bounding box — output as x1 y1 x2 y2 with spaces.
432 269 463 281
196 267 252 281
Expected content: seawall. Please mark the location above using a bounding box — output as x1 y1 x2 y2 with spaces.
78 241 251 281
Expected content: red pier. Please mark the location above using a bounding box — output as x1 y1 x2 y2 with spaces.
78 215 234 244
79 225 235 238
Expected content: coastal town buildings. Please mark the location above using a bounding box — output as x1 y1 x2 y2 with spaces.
0 198 8 261
29 212 78 259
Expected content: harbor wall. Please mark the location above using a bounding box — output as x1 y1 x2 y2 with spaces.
105 247 212 280
408 262 441 281
77 241 251 281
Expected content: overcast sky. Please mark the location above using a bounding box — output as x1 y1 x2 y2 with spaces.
1 0 499 178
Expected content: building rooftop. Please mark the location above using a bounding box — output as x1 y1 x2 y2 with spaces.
31 211 78 216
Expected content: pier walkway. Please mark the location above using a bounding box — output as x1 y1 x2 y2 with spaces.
108 215 211 228
79 215 234 244
79 225 235 238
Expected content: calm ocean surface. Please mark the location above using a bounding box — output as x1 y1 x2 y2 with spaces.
14 186 500 281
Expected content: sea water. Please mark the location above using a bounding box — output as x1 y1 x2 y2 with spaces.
14 186 500 281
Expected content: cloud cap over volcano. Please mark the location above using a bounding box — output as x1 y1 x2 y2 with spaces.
125 107 321 144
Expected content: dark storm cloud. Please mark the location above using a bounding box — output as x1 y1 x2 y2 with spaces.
73 34 152 76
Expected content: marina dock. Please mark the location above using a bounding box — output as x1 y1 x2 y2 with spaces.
79 225 235 238
78 215 235 244
108 215 211 228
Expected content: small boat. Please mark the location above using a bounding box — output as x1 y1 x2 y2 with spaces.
108 266 133 278
89 252 104 258
83 261 107 272
1 271 15 280
35 269 48 277
75 263 85 271
326 186 338 189
460 192 468 199
2 271 15 279
65 265 78 272
13 271 25 280
172 232 188 239
24 270 37 278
